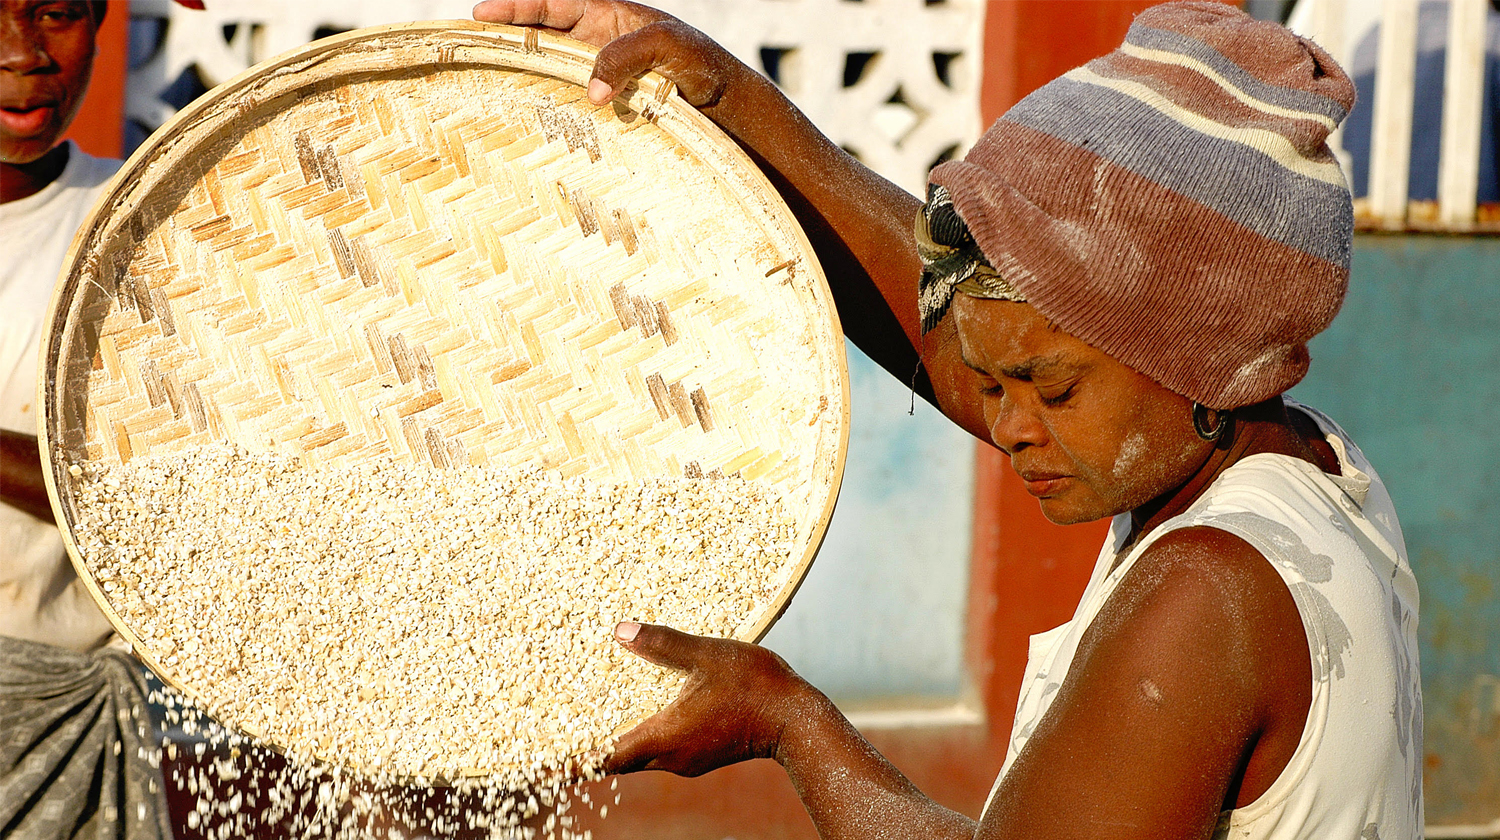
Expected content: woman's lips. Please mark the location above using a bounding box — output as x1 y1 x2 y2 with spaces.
0 105 57 137
1019 473 1070 497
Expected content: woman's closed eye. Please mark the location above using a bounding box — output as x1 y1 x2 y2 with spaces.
1037 382 1077 407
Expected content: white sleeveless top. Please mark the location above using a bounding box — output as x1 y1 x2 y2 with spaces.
984 399 1423 838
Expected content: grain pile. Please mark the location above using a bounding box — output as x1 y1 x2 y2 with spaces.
71 443 796 794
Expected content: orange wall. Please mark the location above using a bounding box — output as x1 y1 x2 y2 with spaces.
62 0 128 159
980 0 1164 124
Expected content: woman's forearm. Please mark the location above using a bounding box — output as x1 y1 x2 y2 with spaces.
696 68 930 395
606 623 978 840
1 429 55 523
776 690 977 840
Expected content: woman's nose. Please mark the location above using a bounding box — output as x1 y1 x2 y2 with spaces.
986 395 1048 454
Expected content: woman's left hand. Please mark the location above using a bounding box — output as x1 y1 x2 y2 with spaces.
604 621 823 776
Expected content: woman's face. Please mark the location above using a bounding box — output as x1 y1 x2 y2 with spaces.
951 294 1213 526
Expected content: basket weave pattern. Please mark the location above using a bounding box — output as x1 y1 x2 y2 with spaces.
49 26 845 533
43 26 847 674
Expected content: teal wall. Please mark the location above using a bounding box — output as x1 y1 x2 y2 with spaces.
1291 235 1500 826
764 342 974 707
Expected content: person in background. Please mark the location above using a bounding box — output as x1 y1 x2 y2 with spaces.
0 2 172 837
473 1 1423 838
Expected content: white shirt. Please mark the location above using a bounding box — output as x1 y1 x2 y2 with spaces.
1 142 121 652
985 399 1423 839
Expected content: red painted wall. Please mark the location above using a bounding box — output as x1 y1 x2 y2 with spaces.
63 0 128 160
980 0 1164 126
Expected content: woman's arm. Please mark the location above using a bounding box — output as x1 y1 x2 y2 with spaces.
601 525 1311 840
1 429 55 523
606 622 977 840
471 0 990 439
980 527 1312 840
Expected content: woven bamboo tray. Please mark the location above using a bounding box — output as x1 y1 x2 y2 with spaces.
39 22 848 773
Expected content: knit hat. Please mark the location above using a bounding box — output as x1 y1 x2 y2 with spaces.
926 1 1355 410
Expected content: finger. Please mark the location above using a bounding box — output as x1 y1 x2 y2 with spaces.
585 23 661 104
601 715 668 775
614 621 714 672
588 21 725 106
472 0 587 29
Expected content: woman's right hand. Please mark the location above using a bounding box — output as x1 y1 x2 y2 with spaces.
605 622 977 840
471 0 749 111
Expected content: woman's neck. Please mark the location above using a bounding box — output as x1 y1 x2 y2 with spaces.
1 142 70 204
1117 397 1338 559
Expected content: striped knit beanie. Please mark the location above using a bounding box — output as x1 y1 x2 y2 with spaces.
927 1 1355 410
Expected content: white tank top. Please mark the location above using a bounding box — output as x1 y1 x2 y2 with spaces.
984 399 1423 838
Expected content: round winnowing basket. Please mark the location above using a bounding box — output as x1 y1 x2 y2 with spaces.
40 22 848 777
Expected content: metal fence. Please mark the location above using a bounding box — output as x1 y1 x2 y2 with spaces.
1295 0 1499 232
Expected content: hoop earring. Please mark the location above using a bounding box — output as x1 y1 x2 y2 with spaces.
1192 402 1229 442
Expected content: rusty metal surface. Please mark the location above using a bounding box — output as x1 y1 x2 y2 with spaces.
1293 235 1500 828
1352 199 1500 233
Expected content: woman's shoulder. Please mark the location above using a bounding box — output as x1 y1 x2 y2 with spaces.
1064 523 1313 809
1125 524 1304 636
1182 401 1409 583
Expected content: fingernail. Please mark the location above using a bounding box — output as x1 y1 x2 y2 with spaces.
588 78 614 105
614 621 640 642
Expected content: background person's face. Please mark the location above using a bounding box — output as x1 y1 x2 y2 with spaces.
0 1 97 165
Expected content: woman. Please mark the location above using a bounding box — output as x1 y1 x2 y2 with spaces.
472 2 1423 837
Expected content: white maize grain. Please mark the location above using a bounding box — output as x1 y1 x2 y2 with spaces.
73 443 797 794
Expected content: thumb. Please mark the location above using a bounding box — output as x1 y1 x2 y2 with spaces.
614 621 709 671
